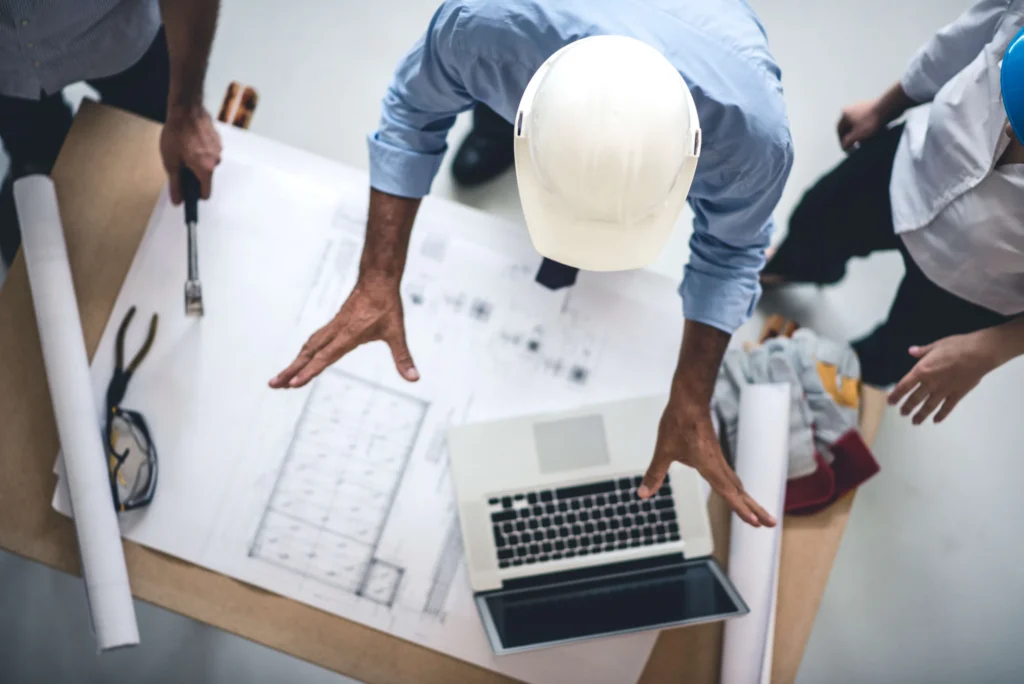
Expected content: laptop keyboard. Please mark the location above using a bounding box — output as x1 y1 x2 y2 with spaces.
487 475 681 570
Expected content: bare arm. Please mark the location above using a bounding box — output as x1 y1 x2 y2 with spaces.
160 0 220 109
640 320 776 527
158 0 223 202
270 190 422 389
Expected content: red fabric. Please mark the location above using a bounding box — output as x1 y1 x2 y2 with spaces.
784 429 880 515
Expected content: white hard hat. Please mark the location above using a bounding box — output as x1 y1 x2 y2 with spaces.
514 35 701 271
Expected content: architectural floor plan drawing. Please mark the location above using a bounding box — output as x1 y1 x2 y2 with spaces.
250 370 428 607
52 144 690 683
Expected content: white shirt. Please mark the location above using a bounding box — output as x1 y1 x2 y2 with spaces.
892 0 1024 316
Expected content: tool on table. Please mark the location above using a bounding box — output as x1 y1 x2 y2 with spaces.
105 305 160 512
181 167 203 317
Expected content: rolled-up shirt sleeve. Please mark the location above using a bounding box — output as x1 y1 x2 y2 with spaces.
681 131 794 334
367 3 475 198
901 0 1011 103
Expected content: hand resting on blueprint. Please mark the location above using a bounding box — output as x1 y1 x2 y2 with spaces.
269 190 422 389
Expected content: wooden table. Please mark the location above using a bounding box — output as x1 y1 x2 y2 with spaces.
0 102 886 684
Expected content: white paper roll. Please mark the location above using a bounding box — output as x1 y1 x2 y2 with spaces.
15 175 140 651
720 383 790 684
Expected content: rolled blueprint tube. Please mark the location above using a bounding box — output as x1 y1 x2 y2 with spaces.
720 383 790 684
14 175 140 651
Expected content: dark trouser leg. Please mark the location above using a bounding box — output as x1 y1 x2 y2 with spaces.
451 103 515 187
0 92 74 265
853 243 1013 386
87 26 170 124
766 124 906 284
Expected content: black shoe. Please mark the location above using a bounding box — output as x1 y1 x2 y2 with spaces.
0 175 19 268
451 104 514 187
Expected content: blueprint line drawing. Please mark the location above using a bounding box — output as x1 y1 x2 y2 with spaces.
249 368 428 607
423 515 464 621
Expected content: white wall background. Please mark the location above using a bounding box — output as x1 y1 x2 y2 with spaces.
3 1 1023 682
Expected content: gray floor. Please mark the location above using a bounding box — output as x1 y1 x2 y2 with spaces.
5 1 1024 682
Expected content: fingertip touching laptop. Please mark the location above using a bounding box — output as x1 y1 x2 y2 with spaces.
448 395 748 655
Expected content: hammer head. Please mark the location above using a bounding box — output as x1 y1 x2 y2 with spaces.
184 280 204 317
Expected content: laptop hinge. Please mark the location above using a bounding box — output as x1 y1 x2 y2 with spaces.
499 552 686 591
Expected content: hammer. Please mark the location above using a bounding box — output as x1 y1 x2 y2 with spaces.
181 167 203 317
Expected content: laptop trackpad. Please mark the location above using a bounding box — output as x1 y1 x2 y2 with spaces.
533 415 610 474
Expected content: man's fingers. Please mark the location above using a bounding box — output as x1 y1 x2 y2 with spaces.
168 170 182 205
908 342 934 358
913 392 945 425
899 383 930 416
386 329 419 382
269 350 314 389
638 455 671 499
742 492 777 527
934 392 963 423
287 350 339 389
191 161 214 200
889 368 921 405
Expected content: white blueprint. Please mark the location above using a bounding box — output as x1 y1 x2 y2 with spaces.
53 125 688 683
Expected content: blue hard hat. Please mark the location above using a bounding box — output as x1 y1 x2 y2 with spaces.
1002 25 1024 140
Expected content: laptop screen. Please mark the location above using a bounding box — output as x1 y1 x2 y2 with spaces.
476 556 747 654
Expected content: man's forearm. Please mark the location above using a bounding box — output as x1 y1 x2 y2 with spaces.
160 0 220 109
669 320 731 412
872 81 918 125
358 189 422 286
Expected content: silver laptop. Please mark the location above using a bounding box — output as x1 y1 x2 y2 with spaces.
447 394 748 654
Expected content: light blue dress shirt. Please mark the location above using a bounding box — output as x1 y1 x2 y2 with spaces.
368 0 794 334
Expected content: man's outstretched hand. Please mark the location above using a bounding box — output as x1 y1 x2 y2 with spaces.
637 396 777 528
269 278 418 389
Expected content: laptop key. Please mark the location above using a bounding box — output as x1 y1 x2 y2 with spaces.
499 561 510 568
488 498 499 505
630 529 641 539
617 478 631 490
538 554 550 562
597 521 608 532
502 497 513 509
532 505 543 516
558 501 568 512
630 539 641 547
567 539 578 549
529 544 540 555
494 535 506 548
654 499 674 510
502 522 513 533
584 523 595 534
520 508 532 519
579 511 590 523
608 493 619 505
491 510 516 523
642 527 654 537
609 519 620 530
668 522 679 534
580 535 590 546
552 552 563 560
591 509 602 521
604 506 615 518
566 550 577 558
566 513 578 524
622 518 633 529
590 545 603 555
542 542 553 553
528 519 539 530
559 527 571 538
513 559 523 566
640 500 653 512
521 532 533 543
605 532 617 544
669 533 681 541
582 497 593 508
527 493 538 504
658 485 672 497
515 521 526 532
617 541 628 549
553 514 564 525
572 524 582 535
615 505 627 516
555 481 616 499
634 515 647 526
514 494 525 501
656 535 668 545
546 529 557 540
659 510 677 522
604 544 615 552
555 540 566 551
516 547 527 557
570 500 581 511
642 537 654 546
595 495 606 506
648 513 658 524
508 533 519 545
497 548 513 560
540 490 554 503
632 476 643 487
629 503 640 515
526 557 536 564
655 524 667 536
578 548 590 556
545 503 556 514
618 530 629 541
